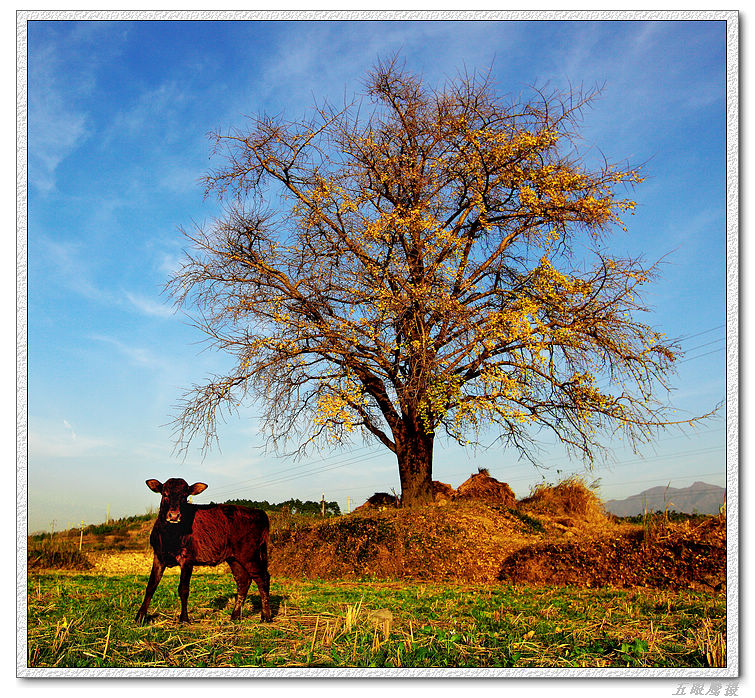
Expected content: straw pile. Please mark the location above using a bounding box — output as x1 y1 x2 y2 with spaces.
454 468 516 507
518 476 606 525
353 491 400 513
431 480 456 504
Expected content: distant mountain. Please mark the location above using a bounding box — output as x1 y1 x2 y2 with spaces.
603 481 725 517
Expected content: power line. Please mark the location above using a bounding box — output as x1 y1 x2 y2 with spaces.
325 474 726 503
683 336 725 354
206 444 379 498
208 449 386 499
214 439 725 503
675 324 725 342
205 413 725 499
677 347 725 365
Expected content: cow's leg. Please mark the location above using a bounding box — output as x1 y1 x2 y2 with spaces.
227 560 252 621
136 555 165 624
242 543 272 622
177 562 194 623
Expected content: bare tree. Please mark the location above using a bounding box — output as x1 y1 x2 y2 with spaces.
169 59 705 506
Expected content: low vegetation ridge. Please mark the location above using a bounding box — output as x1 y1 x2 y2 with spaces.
28 478 726 593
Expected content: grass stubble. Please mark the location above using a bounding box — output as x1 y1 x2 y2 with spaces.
26 572 726 670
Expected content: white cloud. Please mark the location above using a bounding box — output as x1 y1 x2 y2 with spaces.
28 23 132 194
90 334 171 372
29 422 110 460
104 81 189 146
36 235 107 302
125 291 175 318
29 103 88 194
62 419 77 440
28 38 90 193
158 251 186 277
36 237 180 318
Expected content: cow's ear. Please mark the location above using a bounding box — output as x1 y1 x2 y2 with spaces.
146 479 163 493
189 482 208 496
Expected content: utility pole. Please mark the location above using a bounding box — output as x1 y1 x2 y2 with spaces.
347 496 351 514
321 492 326 518
79 520 85 552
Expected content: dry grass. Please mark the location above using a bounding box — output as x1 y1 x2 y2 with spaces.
519 476 606 524
689 618 727 667
26 575 727 668
454 468 516 507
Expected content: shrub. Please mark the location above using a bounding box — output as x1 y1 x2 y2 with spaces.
28 539 92 570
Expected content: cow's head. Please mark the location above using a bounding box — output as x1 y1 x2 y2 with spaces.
146 478 208 524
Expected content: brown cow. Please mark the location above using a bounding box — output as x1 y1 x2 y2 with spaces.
135 478 272 624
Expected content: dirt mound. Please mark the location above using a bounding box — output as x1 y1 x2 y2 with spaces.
498 515 726 591
270 500 534 582
268 500 725 591
454 469 515 507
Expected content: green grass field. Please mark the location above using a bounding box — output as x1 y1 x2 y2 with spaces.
26 572 726 669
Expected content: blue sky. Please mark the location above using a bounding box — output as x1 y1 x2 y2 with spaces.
24 18 730 532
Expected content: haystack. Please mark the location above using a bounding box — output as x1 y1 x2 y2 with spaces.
519 476 605 524
432 480 456 504
455 468 515 507
353 491 400 513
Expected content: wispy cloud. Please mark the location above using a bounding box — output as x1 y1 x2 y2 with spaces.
28 23 132 194
62 419 77 441
29 101 88 194
29 421 111 459
104 81 189 146
90 334 171 371
35 236 180 319
158 250 185 278
125 291 175 318
28 35 90 193
36 235 108 302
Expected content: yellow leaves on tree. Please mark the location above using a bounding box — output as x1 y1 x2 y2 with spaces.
168 57 704 506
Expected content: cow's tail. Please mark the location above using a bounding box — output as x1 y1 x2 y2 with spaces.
258 520 269 569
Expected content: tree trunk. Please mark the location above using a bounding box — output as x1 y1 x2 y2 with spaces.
395 423 434 507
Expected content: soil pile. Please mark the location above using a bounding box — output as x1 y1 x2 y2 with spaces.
351 469 514 510
268 491 725 591
269 500 534 582
498 514 726 592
